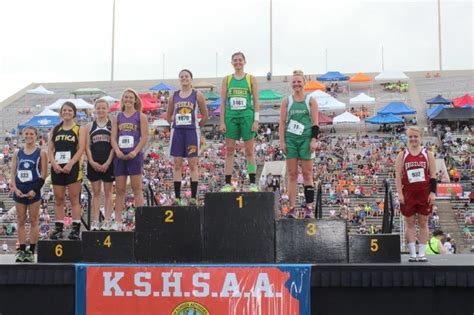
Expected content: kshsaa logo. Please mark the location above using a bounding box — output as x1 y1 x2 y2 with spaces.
172 301 209 315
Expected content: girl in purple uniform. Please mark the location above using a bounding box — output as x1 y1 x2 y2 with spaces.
166 69 208 205
111 88 148 230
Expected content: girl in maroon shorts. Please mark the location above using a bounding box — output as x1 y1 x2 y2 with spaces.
395 126 437 262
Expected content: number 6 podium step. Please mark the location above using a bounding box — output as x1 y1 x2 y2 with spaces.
38 240 82 263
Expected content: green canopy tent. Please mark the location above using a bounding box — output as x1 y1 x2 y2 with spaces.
71 88 106 98
203 91 220 101
259 89 283 101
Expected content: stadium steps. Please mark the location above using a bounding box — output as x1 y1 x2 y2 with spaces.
437 200 469 253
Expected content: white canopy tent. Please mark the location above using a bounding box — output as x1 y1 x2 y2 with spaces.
47 98 93 110
36 108 59 116
374 71 409 82
99 95 119 103
151 119 170 127
349 93 376 105
27 85 54 95
308 90 346 111
333 111 361 124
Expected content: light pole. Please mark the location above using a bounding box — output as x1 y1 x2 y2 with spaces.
437 0 443 71
269 0 273 74
111 0 116 81
215 52 218 78
162 53 165 80
381 45 385 71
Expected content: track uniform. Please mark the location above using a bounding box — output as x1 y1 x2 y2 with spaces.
400 147 432 216
13 148 42 205
224 74 255 141
285 95 312 160
170 90 200 157
114 111 143 176
51 124 82 185
87 120 114 182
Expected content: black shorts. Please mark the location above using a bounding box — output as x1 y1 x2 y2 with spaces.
87 162 115 183
51 163 82 186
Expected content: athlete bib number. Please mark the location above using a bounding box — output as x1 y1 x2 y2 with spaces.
230 97 247 110
118 136 134 149
175 113 192 126
17 170 33 183
407 168 426 183
287 120 305 136
55 151 71 164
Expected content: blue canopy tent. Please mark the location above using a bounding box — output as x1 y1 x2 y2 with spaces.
366 113 404 124
377 102 416 115
149 83 174 91
317 71 350 81
18 115 60 130
207 98 220 111
426 104 445 119
426 95 451 105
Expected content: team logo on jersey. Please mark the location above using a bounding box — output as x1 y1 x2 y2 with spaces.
172 302 209 315
187 145 198 156
23 162 30 168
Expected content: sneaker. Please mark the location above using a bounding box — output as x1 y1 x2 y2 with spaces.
23 250 34 263
189 198 198 206
101 221 111 231
286 207 298 219
249 184 259 192
91 221 100 231
50 222 64 240
417 256 428 262
304 207 315 219
110 222 120 231
68 222 81 240
172 198 186 206
220 184 234 192
408 256 418 262
15 250 26 263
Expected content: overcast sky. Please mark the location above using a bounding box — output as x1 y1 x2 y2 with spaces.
0 0 472 102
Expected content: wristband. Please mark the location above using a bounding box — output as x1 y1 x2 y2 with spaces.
311 125 320 140
429 178 437 194
254 112 260 122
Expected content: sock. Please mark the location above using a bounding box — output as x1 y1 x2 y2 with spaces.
191 181 198 199
174 181 181 199
407 242 416 257
249 173 256 184
29 244 36 254
304 186 315 205
225 175 232 185
418 244 426 257
19 244 26 251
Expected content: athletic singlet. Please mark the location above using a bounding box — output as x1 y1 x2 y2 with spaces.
225 74 254 118
15 147 41 187
172 90 199 129
402 147 430 190
116 111 141 154
89 120 112 163
285 96 312 138
53 124 80 166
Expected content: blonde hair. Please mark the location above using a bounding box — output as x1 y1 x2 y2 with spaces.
292 70 306 83
407 126 423 137
95 98 109 108
120 88 142 112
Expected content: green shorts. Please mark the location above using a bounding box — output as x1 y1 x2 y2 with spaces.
225 115 256 141
285 135 311 160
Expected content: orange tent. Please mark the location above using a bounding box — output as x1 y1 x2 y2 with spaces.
304 80 326 91
349 72 372 83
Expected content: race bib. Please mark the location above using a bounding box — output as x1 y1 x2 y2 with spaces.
175 113 192 126
407 168 425 183
230 97 247 110
119 135 134 149
17 170 33 183
287 119 304 136
55 151 71 164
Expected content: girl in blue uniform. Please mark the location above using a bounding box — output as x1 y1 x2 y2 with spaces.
10 127 48 262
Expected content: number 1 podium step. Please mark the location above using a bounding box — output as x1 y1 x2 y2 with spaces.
82 231 134 263
38 240 82 263
134 206 203 263
204 192 275 263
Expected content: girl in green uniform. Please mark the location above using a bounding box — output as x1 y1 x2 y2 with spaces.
279 70 320 218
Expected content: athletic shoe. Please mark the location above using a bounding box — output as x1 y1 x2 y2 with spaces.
91 221 100 231
248 184 259 192
172 198 186 206
109 222 120 231
50 223 64 240
286 207 298 219
189 198 198 206
23 250 34 263
408 256 418 262
304 207 315 219
101 221 110 231
220 184 234 192
68 222 81 240
417 256 428 262
15 250 26 263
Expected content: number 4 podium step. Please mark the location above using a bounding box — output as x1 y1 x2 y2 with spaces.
82 231 134 263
